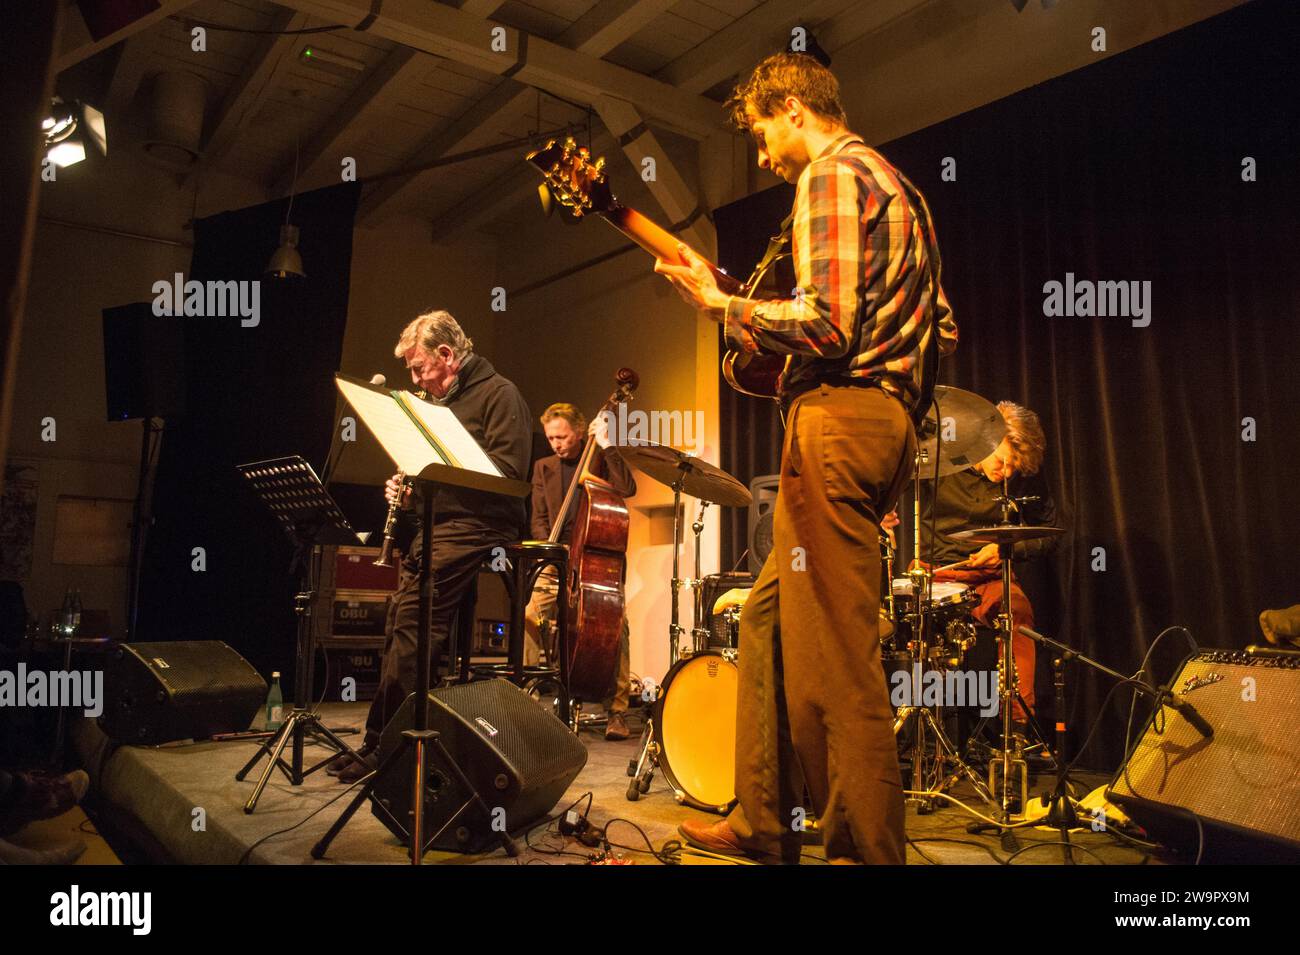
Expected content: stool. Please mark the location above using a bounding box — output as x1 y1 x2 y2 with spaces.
468 541 571 720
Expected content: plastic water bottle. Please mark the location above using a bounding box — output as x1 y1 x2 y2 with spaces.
265 672 284 731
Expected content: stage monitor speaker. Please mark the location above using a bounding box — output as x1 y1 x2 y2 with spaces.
746 474 779 574
1107 648 1300 862
102 302 186 422
371 679 588 853
98 641 267 745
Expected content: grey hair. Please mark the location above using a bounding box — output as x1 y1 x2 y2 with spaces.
394 309 474 361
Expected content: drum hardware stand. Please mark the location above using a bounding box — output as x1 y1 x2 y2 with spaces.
895 446 998 815
689 500 712 653
965 484 1032 849
628 481 708 801
235 457 363 815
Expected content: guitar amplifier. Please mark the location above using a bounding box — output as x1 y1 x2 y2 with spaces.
1108 648 1300 862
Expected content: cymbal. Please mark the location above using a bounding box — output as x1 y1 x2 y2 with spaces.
614 443 753 507
949 525 1064 545
916 386 1007 478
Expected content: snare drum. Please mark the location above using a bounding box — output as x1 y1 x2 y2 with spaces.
652 651 739 813
926 580 977 614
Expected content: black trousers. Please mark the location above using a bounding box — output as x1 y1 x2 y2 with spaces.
363 523 514 748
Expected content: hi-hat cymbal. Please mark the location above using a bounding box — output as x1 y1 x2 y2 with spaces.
949 525 1064 545
916 386 1007 478
614 443 752 507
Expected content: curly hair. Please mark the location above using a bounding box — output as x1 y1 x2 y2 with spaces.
725 52 848 133
996 401 1047 476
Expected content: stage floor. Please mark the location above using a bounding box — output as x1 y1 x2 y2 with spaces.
71 703 1167 866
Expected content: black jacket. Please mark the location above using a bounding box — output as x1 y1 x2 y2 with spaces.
409 353 532 540
529 444 637 540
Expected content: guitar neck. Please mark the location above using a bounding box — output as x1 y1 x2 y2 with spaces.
602 205 743 294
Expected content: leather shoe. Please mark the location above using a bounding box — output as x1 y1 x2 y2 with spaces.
677 818 749 857
604 712 630 741
325 743 374 777
337 750 378 784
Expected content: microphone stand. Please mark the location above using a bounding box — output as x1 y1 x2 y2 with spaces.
1014 624 1214 862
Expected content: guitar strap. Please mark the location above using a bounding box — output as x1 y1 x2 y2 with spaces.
744 210 795 289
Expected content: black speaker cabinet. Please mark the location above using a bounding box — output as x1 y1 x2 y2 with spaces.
102 302 186 422
98 641 266 745
746 474 779 574
1108 648 1300 862
371 679 588 853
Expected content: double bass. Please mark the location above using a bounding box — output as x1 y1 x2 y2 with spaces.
548 368 639 701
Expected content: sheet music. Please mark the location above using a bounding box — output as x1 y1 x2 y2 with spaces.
335 377 440 476
399 394 503 477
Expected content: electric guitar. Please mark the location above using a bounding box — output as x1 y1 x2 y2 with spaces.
525 137 790 400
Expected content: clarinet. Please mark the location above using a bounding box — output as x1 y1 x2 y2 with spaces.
373 470 406 567
373 389 426 568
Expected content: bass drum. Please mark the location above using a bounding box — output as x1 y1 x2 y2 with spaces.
653 651 739 813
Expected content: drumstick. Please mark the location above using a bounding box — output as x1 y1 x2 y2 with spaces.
934 559 973 573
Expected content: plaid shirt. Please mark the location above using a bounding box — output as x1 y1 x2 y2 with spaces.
724 135 957 408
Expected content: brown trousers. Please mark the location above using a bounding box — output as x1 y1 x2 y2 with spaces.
727 384 916 865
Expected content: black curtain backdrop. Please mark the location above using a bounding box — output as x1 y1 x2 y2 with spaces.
137 182 360 684
716 0 1300 770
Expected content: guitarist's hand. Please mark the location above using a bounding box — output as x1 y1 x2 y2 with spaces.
655 244 729 317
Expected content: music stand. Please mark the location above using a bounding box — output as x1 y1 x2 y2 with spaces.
234 455 365 813
310 375 530 864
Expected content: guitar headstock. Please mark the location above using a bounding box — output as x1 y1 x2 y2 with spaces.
525 138 615 218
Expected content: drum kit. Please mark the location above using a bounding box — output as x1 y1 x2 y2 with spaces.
613 442 749 811
888 386 1063 822
610 385 1063 823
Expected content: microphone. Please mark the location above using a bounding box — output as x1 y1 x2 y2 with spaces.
1161 693 1214 739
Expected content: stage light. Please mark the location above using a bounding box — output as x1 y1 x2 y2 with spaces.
265 224 305 279
42 97 106 168
268 137 306 279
